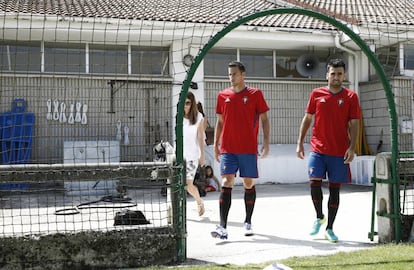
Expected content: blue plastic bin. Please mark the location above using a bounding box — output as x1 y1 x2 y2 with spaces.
1 99 35 164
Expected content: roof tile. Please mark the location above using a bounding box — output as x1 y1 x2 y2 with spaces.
1 0 414 29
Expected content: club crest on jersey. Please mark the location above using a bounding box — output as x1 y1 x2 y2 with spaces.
243 96 248 104
338 99 344 106
225 97 231 103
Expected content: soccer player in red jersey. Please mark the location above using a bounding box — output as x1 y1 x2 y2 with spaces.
296 58 361 242
211 61 270 240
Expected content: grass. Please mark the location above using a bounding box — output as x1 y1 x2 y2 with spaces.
139 243 414 269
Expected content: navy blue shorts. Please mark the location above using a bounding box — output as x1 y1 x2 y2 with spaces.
220 153 258 178
307 152 351 183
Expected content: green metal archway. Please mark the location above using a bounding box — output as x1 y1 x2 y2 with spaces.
175 7 400 261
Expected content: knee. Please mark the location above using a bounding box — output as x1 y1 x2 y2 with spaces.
243 178 255 189
222 175 234 188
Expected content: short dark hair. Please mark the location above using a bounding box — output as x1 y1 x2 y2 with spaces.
326 58 346 72
228 61 246 72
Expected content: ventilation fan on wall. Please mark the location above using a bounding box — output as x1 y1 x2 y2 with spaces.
296 54 320 77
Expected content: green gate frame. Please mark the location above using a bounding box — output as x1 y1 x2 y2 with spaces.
175 7 400 261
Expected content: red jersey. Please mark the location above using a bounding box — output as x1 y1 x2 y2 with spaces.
306 86 361 157
216 86 269 154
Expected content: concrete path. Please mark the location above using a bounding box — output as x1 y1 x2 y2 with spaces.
185 183 377 266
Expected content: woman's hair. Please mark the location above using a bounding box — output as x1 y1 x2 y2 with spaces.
197 101 205 117
185 91 198 125
205 165 214 178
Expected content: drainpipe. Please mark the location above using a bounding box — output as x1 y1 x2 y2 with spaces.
334 34 359 94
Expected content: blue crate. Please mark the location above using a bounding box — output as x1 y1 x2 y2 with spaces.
1 111 12 140
1 111 13 164
1 99 35 164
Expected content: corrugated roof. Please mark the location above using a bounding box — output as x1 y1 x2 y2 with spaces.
1 0 414 29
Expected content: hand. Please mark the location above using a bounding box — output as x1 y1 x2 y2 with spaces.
296 144 305 159
343 149 355 164
259 144 269 158
214 145 220 163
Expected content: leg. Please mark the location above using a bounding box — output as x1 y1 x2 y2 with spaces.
211 153 236 239
211 174 233 239
186 178 204 216
327 182 341 230
219 174 235 228
324 182 340 242
243 178 256 224
309 179 326 236
186 160 204 216
310 179 324 219
323 155 348 242
307 152 327 236
243 178 256 236
238 154 258 236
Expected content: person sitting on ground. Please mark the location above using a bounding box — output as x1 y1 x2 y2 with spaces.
204 165 221 192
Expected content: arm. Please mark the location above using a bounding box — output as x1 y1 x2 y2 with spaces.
203 116 209 131
214 114 223 163
260 111 270 158
197 120 206 166
296 113 313 159
344 119 360 163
